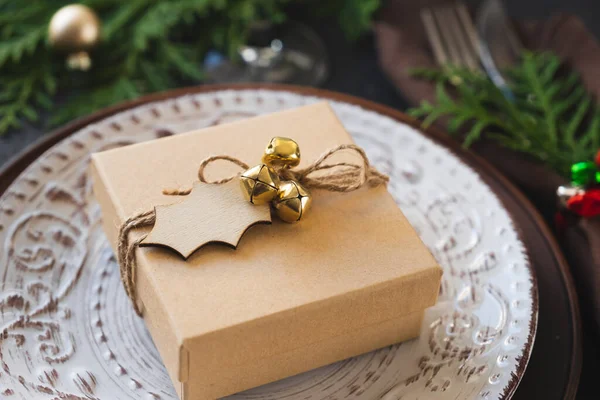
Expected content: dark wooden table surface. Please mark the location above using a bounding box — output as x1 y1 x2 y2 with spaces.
1 1 599 399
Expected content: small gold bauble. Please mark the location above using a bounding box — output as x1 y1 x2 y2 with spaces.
48 4 101 70
262 137 301 168
273 180 312 223
240 164 280 205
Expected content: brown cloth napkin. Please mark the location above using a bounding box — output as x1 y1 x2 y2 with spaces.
374 1 600 332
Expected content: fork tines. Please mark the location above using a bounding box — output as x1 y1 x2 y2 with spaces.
421 3 481 71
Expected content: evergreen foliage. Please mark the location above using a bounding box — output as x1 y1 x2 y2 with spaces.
409 52 600 178
0 0 379 135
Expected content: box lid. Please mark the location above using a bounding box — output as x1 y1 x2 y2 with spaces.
91 102 441 396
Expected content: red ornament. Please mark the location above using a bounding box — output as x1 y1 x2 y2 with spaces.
566 188 600 218
595 149 600 167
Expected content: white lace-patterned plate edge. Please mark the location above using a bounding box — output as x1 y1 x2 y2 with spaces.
0 89 537 400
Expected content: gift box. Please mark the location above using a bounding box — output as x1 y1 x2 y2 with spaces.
91 102 442 399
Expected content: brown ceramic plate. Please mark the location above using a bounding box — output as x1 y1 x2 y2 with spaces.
0 84 580 399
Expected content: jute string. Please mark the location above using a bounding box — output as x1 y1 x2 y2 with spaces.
117 144 388 316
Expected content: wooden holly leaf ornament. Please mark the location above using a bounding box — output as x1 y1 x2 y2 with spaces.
140 180 271 259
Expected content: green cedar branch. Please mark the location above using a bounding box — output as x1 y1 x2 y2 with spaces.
0 0 380 136
408 52 600 179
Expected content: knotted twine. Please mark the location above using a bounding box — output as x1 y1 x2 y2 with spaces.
117 144 389 316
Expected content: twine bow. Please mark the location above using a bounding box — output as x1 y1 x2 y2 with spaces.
117 144 388 316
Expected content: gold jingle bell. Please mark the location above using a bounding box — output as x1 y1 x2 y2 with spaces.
273 180 312 223
48 4 101 70
240 164 280 205
262 137 301 168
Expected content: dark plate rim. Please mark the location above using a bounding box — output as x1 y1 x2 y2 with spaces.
0 83 582 399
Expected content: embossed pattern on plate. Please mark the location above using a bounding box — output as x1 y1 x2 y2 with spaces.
0 90 536 400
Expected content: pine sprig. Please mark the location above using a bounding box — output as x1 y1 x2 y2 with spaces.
0 25 46 67
408 52 600 178
338 0 380 41
0 0 380 135
1 64 57 132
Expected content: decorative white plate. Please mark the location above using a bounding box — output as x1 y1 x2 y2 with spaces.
0 89 536 400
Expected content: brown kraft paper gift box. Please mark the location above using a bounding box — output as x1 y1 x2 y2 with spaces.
90 102 442 400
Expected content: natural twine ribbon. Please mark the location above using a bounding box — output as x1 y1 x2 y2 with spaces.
117 144 389 316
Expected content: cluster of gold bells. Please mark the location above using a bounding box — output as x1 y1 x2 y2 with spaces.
240 137 311 223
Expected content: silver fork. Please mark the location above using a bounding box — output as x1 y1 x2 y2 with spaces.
420 2 481 71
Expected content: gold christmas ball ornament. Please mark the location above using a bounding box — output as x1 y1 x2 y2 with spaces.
48 4 101 70
262 137 301 168
273 180 312 223
240 164 280 205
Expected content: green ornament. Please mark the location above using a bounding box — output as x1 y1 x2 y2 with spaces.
571 161 598 186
